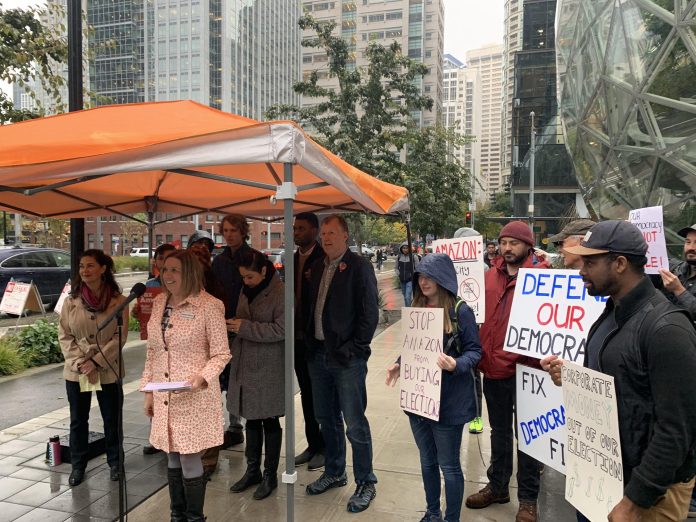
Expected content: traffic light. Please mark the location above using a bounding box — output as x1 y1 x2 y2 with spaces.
465 211 472 225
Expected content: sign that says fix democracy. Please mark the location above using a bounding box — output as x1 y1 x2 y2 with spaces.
562 362 623 521
431 236 485 323
503 269 607 363
628 206 668 274
516 365 566 474
399 307 444 421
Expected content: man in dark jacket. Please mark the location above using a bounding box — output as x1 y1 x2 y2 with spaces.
659 223 696 322
465 221 550 522
544 220 696 521
292 212 326 471
304 214 379 513
211 213 252 448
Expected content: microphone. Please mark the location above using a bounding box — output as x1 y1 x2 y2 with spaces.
97 282 146 331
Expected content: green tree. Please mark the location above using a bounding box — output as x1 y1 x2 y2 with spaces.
0 2 68 123
362 216 407 245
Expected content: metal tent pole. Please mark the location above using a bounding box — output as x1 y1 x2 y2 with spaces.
280 163 296 522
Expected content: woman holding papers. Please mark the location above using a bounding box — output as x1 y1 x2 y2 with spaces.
141 250 230 522
59 249 127 487
226 249 285 501
385 253 482 522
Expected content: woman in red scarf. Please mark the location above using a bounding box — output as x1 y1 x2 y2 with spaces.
59 249 127 487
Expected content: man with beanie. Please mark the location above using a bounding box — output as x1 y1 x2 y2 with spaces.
465 221 549 522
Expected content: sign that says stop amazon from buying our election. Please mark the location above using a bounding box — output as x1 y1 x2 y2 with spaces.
628 206 668 275
503 269 607 363
431 236 485 323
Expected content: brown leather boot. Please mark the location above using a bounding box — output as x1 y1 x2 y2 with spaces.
465 484 510 509
515 501 538 522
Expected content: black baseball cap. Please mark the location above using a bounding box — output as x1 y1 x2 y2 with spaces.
678 224 696 238
564 220 648 257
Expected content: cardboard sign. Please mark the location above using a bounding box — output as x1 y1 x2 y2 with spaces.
54 281 71 315
431 236 486 322
503 269 607 363
0 280 45 315
562 362 623 521
628 206 668 274
399 307 444 421
516 365 567 473
136 286 163 340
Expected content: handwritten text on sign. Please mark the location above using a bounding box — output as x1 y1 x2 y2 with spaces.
516 365 567 473
628 206 668 274
431 236 485 323
399 307 444 421
562 362 623 522
503 269 607 363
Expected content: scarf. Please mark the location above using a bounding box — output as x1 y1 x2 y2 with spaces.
80 283 111 312
242 260 276 304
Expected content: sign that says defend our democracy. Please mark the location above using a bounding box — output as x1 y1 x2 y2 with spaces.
562 362 623 522
503 269 607 363
516 365 567 474
431 236 485 323
628 206 668 275
399 307 443 421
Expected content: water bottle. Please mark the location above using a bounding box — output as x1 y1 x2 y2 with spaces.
47 435 62 466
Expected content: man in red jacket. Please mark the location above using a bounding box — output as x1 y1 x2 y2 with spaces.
465 221 550 522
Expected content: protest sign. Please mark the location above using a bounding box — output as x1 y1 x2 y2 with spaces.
431 236 485 322
136 285 163 340
516 365 566 473
54 281 71 315
562 362 622 521
0 280 45 315
628 206 668 274
399 307 443 421
503 269 607 363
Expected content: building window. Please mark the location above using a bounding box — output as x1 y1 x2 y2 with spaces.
156 234 163 245
181 235 189 246
166 234 174 243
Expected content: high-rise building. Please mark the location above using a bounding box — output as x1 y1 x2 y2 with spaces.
501 0 523 190
300 0 444 127
466 44 504 202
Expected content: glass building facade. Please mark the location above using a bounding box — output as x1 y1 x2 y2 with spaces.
557 0 696 253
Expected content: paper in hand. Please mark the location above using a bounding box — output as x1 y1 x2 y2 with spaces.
142 381 192 392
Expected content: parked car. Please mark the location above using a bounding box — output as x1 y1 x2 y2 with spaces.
129 247 151 257
262 249 285 281
349 245 374 261
0 247 71 309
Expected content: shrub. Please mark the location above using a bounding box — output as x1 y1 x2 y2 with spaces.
0 336 25 376
112 256 150 273
17 320 62 367
128 315 141 332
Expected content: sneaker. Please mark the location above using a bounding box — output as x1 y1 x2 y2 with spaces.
465 484 510 509
346 482 376 513
307 452 325 471
515 501 538 522
222 430 244 449
306 472 348 495
418 511 444 522
469 417 483 434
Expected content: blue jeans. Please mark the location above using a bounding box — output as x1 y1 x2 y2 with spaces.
409 415 464 522
308 351 377 484
401 280 413 306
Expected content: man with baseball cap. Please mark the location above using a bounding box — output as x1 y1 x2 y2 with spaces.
542 220 696 522
465 221 550 522
659 224 696 323
547 219 596 269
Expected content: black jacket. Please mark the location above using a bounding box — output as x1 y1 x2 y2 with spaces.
294 242 325 338
666 259 696 321
585 277 696 508
305 249 378 364
211 242 251 319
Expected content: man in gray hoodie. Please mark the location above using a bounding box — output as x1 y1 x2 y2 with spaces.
396 242 419 306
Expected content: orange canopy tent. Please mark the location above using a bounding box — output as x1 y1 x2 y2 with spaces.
0 100 409 219
0 100 409 521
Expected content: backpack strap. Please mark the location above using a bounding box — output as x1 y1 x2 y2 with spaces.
447 298 465 355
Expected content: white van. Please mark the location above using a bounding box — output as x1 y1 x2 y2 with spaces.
129 247 151 257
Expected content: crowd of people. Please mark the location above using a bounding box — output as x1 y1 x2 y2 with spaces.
56 213 696 522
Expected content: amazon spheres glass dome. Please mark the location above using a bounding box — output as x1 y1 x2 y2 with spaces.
557 0 696 252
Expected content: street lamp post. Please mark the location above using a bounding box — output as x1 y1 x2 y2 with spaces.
68 0 84 279
528 111 536 236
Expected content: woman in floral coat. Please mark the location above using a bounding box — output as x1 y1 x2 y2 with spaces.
141 250 230 522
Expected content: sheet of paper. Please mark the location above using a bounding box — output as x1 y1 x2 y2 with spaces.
142 381 192 392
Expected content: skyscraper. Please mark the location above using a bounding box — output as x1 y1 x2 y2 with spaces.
300 0 444 127
501 0 523 189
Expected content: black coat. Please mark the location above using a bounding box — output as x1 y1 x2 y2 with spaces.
294 242 325 337
305 249 379 365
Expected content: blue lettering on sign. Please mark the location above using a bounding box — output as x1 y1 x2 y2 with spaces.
520 406 566 446
520 272 610 302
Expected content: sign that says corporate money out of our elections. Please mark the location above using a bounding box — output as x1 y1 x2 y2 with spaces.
399 307 443 421
562 362 623 522
431 236 485 323
516 365 567 474
628 206 669 274
503 269 607 363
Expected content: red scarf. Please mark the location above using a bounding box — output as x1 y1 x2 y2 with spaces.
80 283 111 312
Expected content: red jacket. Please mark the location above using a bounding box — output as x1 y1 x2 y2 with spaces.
479 252 550 379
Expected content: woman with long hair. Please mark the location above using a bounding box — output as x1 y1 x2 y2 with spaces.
141 250 230 521
227 249 285 500
386 253 482 522
59 249 127 487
